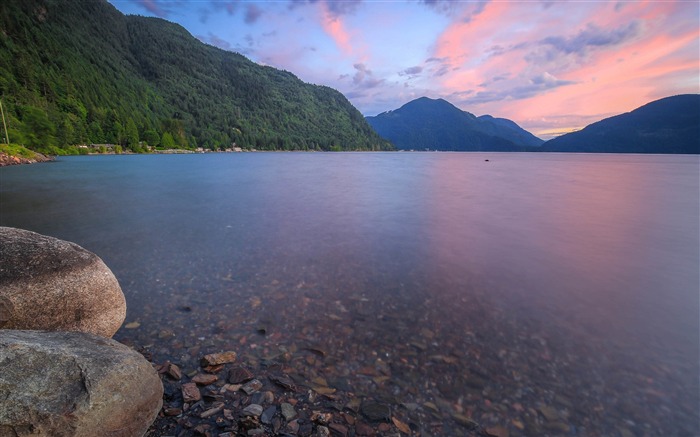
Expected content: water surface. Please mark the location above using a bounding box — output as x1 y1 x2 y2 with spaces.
1 153 698 435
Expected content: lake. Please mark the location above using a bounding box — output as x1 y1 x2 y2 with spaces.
1 152 698 436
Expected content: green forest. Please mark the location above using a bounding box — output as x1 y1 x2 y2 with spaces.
0 0 393 155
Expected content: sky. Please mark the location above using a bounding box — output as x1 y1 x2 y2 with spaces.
107 0 699 139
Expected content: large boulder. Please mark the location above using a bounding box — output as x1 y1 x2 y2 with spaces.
0 227 126 337
0 330 163 437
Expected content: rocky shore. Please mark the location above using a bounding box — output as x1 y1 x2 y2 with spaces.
0 151 54 166
0 227 162 436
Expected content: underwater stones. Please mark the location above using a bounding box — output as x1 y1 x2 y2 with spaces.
360 401 391 422
0 227 126 338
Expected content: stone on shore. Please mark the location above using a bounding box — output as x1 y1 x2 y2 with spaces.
0 330 163 437
0 227 126 338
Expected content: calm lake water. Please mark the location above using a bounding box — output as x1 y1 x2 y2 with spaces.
1 153 698 436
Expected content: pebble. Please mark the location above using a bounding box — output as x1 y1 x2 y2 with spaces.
192 373 218 386
486 425 510 437
360 401 391 422
242 404 264 417
261 405 277 424
134 269 686 437
329 423 348 436
228 366 254 383
452 413 479 430
165 362 182 380
181 382 201 403
355 421 375 436
241 379 263 395
200 351 237 367
537 405 560 421
281 402 297 421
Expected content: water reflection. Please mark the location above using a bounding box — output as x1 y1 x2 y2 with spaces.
1 153 697 436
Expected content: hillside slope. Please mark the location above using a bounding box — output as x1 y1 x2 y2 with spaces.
0 0 392 153
541 95 700 154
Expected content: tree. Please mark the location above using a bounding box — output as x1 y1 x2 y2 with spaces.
161 131 175 148
108 120 123 145
57 117 75 147
143 129 160 147
89 121 104 143
125 118 140 152
21 106 55 149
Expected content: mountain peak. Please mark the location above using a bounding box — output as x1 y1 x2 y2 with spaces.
366 97 543 151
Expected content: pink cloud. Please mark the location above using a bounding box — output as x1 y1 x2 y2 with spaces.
319 1 354 55
424 0 698 137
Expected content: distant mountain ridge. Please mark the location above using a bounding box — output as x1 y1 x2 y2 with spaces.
0 0 392 153
541 95 699 154
366 97 543 151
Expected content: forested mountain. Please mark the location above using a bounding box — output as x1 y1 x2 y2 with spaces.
365 97 543 151
0 0 393 153
541 95 700 154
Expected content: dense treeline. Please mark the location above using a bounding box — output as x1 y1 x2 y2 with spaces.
0 0 393 154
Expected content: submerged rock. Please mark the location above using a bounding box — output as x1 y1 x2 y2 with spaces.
0 227 126 337
0 330 163 437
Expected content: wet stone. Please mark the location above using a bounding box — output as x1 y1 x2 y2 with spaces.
329 423 348 436
261 405 277 424
543 421 571 433
163 407 182 416
317 425 330 437
355 421 376 436
298 419 313 436
241 379 263 395
163 362 182 380
361 401 391 422
242 404 264 417
270 374 297 391
537 405 560 422
228 366 254 384
486 425 510 437
281 402 297 421
182 382 202 403
200 351 237 367
453 414 479 430
250 390 274 405
192 373 218 386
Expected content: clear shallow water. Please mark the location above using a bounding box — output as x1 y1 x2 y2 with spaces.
1 153 698 435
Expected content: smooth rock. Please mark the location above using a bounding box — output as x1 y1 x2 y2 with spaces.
182 382 202 403
281 402 297 421
241 379 263 395
228 365 254 383
261 405 277 424
200 351 237 367
192 373 218 386
0 330 162 437
242 404 264 417
0 227 126 337
360 401 391 422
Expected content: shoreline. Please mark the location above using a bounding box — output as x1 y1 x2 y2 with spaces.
0 151 54 166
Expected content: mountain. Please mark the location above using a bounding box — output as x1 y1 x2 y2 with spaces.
365 97 543 151
541 95 700 154
0 0 392 153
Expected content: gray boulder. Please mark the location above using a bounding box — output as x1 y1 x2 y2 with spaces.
0 330 163 437
0 227 126 338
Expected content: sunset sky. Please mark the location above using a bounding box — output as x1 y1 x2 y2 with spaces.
108 0 699 139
